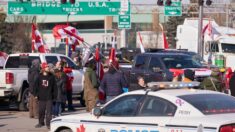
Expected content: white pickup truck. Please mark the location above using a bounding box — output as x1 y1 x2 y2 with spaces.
0 53 85 111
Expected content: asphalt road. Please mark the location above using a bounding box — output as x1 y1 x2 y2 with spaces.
0 100 86 132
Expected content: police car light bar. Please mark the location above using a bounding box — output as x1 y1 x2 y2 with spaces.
147 81 200 90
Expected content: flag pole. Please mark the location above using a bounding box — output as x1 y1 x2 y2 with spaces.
66 13 71 57
31 16 36 53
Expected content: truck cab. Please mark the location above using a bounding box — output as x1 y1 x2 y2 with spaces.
204 36 235 69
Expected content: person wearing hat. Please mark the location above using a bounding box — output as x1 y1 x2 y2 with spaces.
100 61 128 102
35 62 56 129
84 59 99 112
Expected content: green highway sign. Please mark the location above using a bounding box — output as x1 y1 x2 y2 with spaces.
8 1 130 15
118 15 131 29
164 1 182 16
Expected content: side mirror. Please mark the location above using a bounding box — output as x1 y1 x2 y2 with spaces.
152 67 162 72
92 107 102 117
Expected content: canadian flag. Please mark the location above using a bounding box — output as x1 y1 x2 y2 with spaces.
137 32 145 53
53 25 82 51
159 23 169 49
31 24 50 53
95 47 105 101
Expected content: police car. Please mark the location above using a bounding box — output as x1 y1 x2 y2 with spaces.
50 82 235 132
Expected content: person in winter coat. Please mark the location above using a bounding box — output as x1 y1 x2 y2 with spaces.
101 62 128 102
200 68 223 92
63 66 75 111
53 68 66 117
28 59 40 118
229 70 235 97
84 60 99 112
182 69 195 82
35 62 56 129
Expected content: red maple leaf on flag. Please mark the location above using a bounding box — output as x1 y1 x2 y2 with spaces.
77 124 85 132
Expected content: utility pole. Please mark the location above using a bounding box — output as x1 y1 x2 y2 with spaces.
198 0 203 58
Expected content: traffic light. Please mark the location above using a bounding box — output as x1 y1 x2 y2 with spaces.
157 0 163 6
165 0 172 6
61 0 67 4
198 0 204 6
70 0 75 4
206 0 212 6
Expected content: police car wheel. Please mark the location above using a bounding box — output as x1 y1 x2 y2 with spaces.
58 128 72 132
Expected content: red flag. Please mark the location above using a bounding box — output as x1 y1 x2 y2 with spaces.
163 32 169 49
159 23 169 49
31 24 49 53
137 32 145 53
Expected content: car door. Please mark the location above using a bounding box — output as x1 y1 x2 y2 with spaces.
130 55 149 89
145 56 164 82
137 95 177 132
80 94 159 132
59 56 84 94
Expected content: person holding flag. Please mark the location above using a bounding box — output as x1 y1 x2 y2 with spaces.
100 37 128 102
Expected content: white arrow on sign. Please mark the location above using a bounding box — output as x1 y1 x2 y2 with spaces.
168 11 177 15
12 11 22 15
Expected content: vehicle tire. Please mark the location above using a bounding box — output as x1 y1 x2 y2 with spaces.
58 128 72 132
19 88 30 111
79 91 86 107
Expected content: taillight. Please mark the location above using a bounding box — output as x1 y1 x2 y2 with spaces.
220 125 235 132
6 72 14 84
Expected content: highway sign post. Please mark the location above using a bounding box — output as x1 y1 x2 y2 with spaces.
118 14 131 29
164 1 182 16
8 1 130 15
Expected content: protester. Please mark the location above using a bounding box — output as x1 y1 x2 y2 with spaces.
63 65 75 111
84 60 99 112
100 61 128 102
35 62 56 129
182 69 195 82
129 76 147 91
229 70 235 97
28 59 40 119
53 69 66 117
200 68 223 92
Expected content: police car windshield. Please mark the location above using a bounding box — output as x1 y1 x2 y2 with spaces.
178 94 235 115
162 55 202 69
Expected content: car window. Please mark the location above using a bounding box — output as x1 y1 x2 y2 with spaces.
102 95 144 116
139 96 176 116
45 56 58 65
148 57 163 70
179 94 235 115
60 56 76 68
5 56 41 68
134 56 148 69
161 55 202 69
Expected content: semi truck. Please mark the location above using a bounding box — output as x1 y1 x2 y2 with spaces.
176 18 235 70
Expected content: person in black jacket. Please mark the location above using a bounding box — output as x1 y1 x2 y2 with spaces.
35 62 56 129
229 71 235 97
52 68 66 117
28 59 40 119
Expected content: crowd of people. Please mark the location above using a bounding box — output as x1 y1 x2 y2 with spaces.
28 59 75 129
27 56 235 129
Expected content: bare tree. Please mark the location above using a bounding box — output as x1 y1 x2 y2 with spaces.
0 15 33 53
